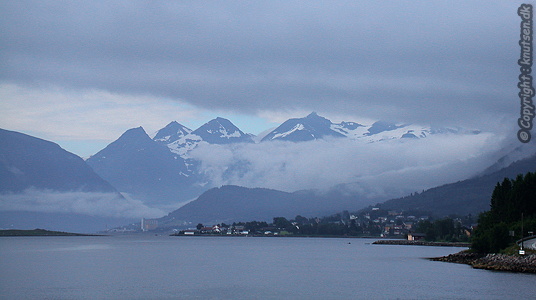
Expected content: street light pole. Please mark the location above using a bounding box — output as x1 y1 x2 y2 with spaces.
520 213 525 255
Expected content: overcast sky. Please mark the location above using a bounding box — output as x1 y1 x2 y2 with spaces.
0 1 528 157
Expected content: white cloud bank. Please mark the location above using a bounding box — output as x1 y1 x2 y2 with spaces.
190 132 504 199
0 188 165 219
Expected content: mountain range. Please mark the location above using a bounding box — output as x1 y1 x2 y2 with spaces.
2 112 529 233
86 112 481 208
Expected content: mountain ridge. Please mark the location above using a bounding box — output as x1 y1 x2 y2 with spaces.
0 128 119 193
363 151 536 217
160 184 377 225
84 112 488 208
0 128 140 233
86 127 201 206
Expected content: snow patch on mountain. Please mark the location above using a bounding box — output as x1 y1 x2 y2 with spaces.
150 113 483 162
261 112 345 142
271 123 305 140
153 121 192 144
331 122 369 139
166 134 204 158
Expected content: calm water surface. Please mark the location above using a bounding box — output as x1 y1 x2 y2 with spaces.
1 235 535 299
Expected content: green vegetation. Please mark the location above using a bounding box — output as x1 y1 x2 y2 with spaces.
231 216 359 236
471 172 536 253
415 218 470 243
177 215 366 237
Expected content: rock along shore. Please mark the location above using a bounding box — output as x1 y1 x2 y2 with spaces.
372 239 470 247
431 251 536 273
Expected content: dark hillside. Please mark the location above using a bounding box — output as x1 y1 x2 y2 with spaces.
370 152 536 217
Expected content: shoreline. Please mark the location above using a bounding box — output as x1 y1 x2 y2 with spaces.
431 251 536 273
372 239 470 247
169 233 381 238
0 229 102 237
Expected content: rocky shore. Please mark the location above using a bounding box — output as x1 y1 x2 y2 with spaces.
431 251 536 273
372 239 470 247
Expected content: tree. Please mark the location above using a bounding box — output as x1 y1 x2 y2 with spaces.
294 215 309 225
273 217 292 229
471 171 536 253
415 218 465 242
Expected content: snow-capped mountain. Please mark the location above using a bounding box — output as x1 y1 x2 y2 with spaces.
86 118 258 207
153 121 192 144
191 117 254 144
153 121 197 158
152 113 478 160
155 117 254 158
84 112 483 209
259 112 467 143
333 121 431 142
261 112 346 142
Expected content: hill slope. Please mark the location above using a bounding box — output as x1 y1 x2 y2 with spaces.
0 128 140 233
369 152 536 217
86 127 201 206
161 185 379 225
0 128 118 193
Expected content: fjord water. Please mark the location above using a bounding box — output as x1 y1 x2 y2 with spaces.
1 236 535 299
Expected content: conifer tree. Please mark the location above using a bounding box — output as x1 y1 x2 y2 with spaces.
472 172 536 253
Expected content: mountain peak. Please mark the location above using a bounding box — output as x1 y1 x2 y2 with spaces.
90 126 154 158
120 127 149 140
191 117 253 144
209 117 233 127
153 121 192 144
261 113 343 142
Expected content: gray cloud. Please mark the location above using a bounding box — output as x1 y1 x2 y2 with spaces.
0 188 165 218
0 1 520 132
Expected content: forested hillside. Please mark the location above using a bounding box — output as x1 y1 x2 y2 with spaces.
472 172 536 253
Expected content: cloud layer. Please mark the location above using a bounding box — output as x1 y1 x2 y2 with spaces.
0 188 165 218
0 1 520 133
190 132 504 199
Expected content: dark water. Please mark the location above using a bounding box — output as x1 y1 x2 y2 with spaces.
1 235 535 299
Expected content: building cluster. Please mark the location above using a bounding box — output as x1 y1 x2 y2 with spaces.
136 208 473 240
141 218 159 231
356 208 430 237
177 225 262 236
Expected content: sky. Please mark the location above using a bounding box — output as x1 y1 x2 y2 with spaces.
0 1 530 158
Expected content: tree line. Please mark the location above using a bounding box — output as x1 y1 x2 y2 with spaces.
414 218 470 243
472 171 536 253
